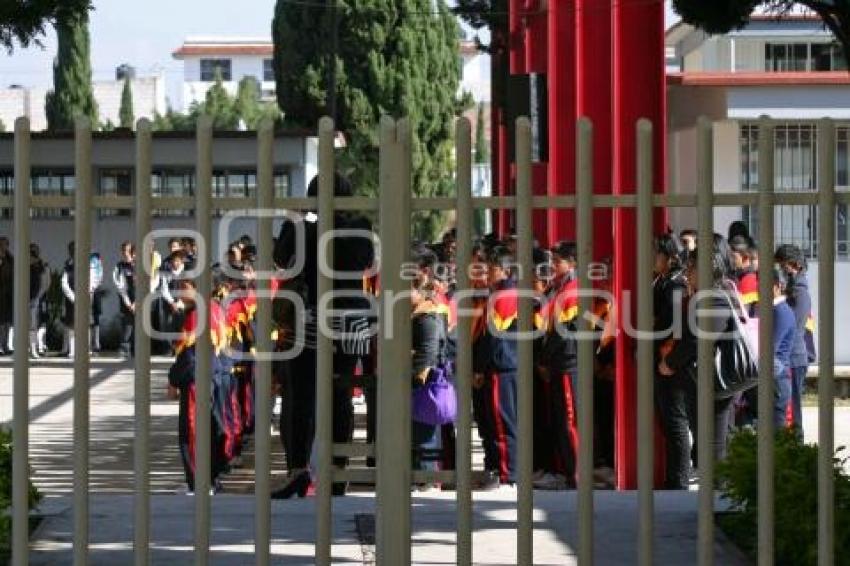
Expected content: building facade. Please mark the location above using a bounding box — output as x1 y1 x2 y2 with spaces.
0 74 167 133
666 14 850 362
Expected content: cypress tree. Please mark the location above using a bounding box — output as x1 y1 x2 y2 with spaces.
119 77 134 129
273 0 466 241
204 70 239 129
474 103 488 164
45 8 98 131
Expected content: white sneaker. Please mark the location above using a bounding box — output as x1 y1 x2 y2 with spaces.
352 393 366 406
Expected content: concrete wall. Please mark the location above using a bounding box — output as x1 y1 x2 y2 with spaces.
727 86 850 120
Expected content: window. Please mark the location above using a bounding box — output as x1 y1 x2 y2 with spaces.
99 169 132 218
765 43 807 71
740 123 850 261
0 171 12 219
765 42 848 72
200 58 232 81
152 171 194 217
263 59 275 82
274 171 290 199
31 170 74 218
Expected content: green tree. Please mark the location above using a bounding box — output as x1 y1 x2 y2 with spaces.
0 119 5 133
273 0 466 242
44 8 98 131
234 76 281 129
673 1 850 62
204 70 239 130
119 77 134 129
473 103 489 164
0 0 90 52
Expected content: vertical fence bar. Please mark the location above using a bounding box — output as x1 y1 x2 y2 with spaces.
73 117 93 566
575 117 595 566
636 118 654 566
11 117 31 566
254 118 274 566
756 116 776 566
816 118 835 566
454 117 474 566
695 115 715 566
376 117 412 564
194 115 213 565
134 118 153 566
515 117 534 566
315 116 336 566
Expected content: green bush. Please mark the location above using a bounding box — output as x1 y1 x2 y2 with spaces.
0 427 41 551
716 428 850 565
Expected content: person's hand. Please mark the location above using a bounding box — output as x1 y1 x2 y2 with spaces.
414 368 429 386
537 366 550 382
128 303 136 314
167 385 180 400
658 359 675 377
472 373 485 389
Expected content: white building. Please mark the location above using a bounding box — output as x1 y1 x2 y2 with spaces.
0 74 167 132
172 37 278 112
172 36 492 110
666 13 850 362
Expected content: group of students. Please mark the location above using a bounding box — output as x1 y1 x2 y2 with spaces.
652 224 815 489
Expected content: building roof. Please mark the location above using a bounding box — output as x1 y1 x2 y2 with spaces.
173 37 273 59
667 71 850 87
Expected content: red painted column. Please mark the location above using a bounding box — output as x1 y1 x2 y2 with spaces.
547 0 577 246
576 0 613 261
612 0 666 490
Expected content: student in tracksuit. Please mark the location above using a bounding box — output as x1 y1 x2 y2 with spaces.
770 267 797 429
730 236 759 425
775 244 814 438
473 247 519 486
113 242 136 357
539 241 579 486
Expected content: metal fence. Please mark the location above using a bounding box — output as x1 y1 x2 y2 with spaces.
6 113 847 565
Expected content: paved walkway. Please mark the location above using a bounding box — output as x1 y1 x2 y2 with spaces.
2 358 848 564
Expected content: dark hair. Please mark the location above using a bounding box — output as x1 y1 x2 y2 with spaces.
551 241 577 263
772 267 788 290
306 172 353 198
532 246 549 267
655 233 685 269
412 244 439 271
168 237 182 248
729 235 753 259
411 273 436 298
170 250 187 262
488 246 514 271
728 220 750 242
679 229 697 239
688 233 734 285
774 244 806 270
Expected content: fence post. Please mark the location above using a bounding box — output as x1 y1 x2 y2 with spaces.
576 116 595 566
315 116 336 566
636 118 654 566
73 116 93 566
254 118 274 566
756 116 776 566
134 118 153 566
695 115 715 566
515 116 534 566
12 117 32 566
816 118 836 566
454 117 474 566
376 116 412 564
194 115 214 566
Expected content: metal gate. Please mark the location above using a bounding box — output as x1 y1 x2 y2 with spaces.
7 113 845 565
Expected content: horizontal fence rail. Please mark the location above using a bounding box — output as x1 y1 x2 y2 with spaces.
6 114 839 566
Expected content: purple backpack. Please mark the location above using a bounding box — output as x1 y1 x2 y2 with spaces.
411 364 457 426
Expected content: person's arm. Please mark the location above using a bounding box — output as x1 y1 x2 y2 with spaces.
113 266 132 309
36 265 50 301
790 282 811 342
159 271 176 305
412 314 439 383
61 270 74 303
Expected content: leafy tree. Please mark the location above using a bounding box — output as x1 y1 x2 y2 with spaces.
234 76 282 129
100 119 115 132
119 77 134 129
273 0 467 241
203 70 239 130
0 0 90 52
672 1 850 62
474 103 489 163
0 119 5 133
44 8 98 131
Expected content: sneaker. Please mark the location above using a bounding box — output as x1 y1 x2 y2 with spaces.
533 473 568 490
474 470 501 491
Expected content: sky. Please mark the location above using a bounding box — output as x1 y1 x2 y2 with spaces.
0 0 680 109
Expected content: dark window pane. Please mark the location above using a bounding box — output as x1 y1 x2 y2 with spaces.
200 59 232 81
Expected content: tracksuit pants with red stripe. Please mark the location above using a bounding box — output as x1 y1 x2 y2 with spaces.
550 369 579 482
479 370 518 484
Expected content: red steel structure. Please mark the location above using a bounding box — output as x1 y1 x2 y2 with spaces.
494 0 667 489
